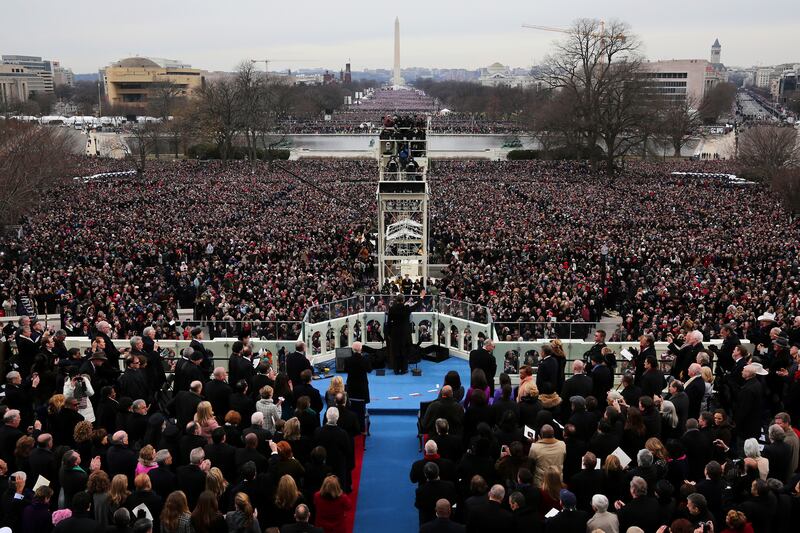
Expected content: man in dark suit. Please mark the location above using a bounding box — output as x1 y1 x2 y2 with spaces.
314 407 354 491
228 341 254 389
582 329 607 364
566 397 597 443
13 325 39 376
176 447 208 509
640 356 666 398
684 364 706 420
420 498 465 533
3 371 37 428
616 476 661 533
386 290 426 374
421 386 465 435
148 450 177 501
469 339 497 392
281 503 324 533
561 360 593 404
668 330 704 381
734 364 766 445
294 369 324 416
568 453 603 512
95 320 121 370
628 334 657 386
344 341 372 404
536 344 560 392
173 348 207 393
330 393 361 439
545 490 588 533
167 381 204 429
590 353 613 404
666 380 690 433
415 463 459 526
709 325 740 373
763 424 793 483
204 427 237 481
681 419 711 481
0 409 25 464
188 327 213 373
465 483 514 533
235 433 269 473
106 431 137 485
286 341 312 386
204 367 231 420
28 433 57 491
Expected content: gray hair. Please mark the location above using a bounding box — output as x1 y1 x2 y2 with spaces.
3 410 20 423
743 438 761 458
689 330 703 343
130 336 142 348
251 412 264 427
488 484 505 502
132 399 147 411
661 401 678 429
637 449 653 467
769 424 786 442
326 407 340 425
143 327 155 337
591 494 609 512
181 346 195 359
155 449 171 464
630 476 648 497
424 440 438 455
5 371 20 382
189 447 205 465
11 471 26 482
97 321 111 333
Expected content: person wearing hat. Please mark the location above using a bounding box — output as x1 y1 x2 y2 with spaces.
79 350 118 399
734 364 767 449
173 347 208 393
544 489 588 533
752 312 777 354
189 327 213 374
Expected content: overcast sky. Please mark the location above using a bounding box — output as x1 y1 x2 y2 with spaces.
3 0 797 73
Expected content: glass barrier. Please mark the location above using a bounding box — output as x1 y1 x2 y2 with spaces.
176 320 303 341
304 294 492 325
493 321 602 341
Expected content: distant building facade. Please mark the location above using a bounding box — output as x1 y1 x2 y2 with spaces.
103 57 206 107
641 59 726 103
53 61 75 87
0 63 46 104
478 62 534 88
1 54 57 93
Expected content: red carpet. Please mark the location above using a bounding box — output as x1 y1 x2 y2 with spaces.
346 435 366 533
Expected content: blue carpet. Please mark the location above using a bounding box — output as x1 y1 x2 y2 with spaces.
312 357 471 412
354 413 420 533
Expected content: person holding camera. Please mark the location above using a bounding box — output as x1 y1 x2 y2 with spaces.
63 367 96 423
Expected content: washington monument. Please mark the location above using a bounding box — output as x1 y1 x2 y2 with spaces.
393 16 403 87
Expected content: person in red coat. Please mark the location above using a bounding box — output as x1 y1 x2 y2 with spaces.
313 475 352 533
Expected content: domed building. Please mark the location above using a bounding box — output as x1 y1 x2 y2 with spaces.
102 56 206 107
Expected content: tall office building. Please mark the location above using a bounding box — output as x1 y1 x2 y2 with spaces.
1 55 55 93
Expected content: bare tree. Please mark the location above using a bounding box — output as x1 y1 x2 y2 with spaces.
196 78 239 161
771 168 800 219
0 121 75 225
699 83 736 124
126 121 157 171
543 18 647 174
738 125 799 176
659 96 703 157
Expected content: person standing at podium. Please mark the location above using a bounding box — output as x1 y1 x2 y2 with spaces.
386 289 426 374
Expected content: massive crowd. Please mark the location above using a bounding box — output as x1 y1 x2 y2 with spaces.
2 158 800 347
410 333 800 532
0 317 368 533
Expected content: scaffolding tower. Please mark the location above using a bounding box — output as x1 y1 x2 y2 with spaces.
376 116 429 289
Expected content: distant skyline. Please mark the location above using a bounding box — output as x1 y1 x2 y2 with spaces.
4 0 798 73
